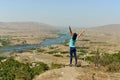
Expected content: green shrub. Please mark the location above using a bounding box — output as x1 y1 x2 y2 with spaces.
78 53 85 56
0 57 6 61
31 62 49 75
60 51 69 54
0 39 10 46
107 62 120 72
53 54 63 57
90 51 97 54
36 48 45 53
66 55 70 57
0 58 49 80
49 46 54 49
77 46 89 49
0 58 30 80
99 53 119 66
87 51 120 72
79 49 87 53
77 53 85 59
86 56 95 62
47 50 59 54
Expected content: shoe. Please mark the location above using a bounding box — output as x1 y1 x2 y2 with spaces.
69 64 72 67
75 64 81 67
75 64 77 67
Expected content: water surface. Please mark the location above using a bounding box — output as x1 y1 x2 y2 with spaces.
0 32 70 52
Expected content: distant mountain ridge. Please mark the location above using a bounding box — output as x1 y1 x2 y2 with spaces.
0 22 58 32
89 24 120 34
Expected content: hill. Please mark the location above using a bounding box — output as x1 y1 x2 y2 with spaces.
89 24 120 35
0 22 58 32
0 22 59 45
73 24 120 54
1 24 120 80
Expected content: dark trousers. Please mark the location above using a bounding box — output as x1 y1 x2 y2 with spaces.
70 47 77 65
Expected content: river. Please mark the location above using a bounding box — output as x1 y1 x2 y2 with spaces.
0 32 70 52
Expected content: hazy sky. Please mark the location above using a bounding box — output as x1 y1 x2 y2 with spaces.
0 0 120 27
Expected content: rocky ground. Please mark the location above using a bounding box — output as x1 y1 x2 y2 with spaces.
13 37 120 80
13 48 120 80
33 66 120 80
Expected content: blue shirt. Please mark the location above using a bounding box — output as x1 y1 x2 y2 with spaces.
69 37 78 47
